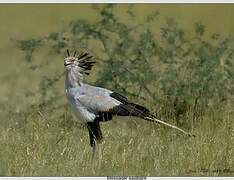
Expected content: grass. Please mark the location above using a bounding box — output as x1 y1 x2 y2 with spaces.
0 99 233 176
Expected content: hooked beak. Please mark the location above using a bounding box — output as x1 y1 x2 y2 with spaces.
64 62 72 66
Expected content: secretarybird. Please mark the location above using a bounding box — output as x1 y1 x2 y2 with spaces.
64 49 194 153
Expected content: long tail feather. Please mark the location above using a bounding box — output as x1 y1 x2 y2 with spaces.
124 103 195 137
145 116 195 137
109 92 195 137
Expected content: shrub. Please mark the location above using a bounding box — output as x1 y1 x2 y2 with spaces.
15 4 234 126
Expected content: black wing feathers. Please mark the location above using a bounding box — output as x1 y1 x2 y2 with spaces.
99 92 152 120
110 92 128 104
111 103 151 119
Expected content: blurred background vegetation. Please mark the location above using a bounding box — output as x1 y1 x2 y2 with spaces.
0 4 234 176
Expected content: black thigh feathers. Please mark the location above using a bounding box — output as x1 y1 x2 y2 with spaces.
87 117 103 147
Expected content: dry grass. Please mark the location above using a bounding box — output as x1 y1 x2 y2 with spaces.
0 101 233 176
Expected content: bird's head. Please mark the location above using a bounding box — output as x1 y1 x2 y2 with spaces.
64 49 79 68
64 49 96 75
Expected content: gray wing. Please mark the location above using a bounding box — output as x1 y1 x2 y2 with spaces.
77 94 121 112
76 84 122 112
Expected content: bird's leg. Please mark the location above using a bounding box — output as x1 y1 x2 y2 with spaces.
91 141 96 159
87 118 103 158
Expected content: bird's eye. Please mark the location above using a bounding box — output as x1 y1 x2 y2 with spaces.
70 58 76 62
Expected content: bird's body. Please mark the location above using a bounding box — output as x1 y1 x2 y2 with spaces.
65 83 121 123
63 50 194 152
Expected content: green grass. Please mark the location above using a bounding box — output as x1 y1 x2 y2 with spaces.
0 100 233 176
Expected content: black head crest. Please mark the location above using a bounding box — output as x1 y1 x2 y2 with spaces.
67 49 70 57
73 51 77 57
64 49 96 76
78 51 96 75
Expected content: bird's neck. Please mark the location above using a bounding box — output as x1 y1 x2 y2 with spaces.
65 68 83 88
